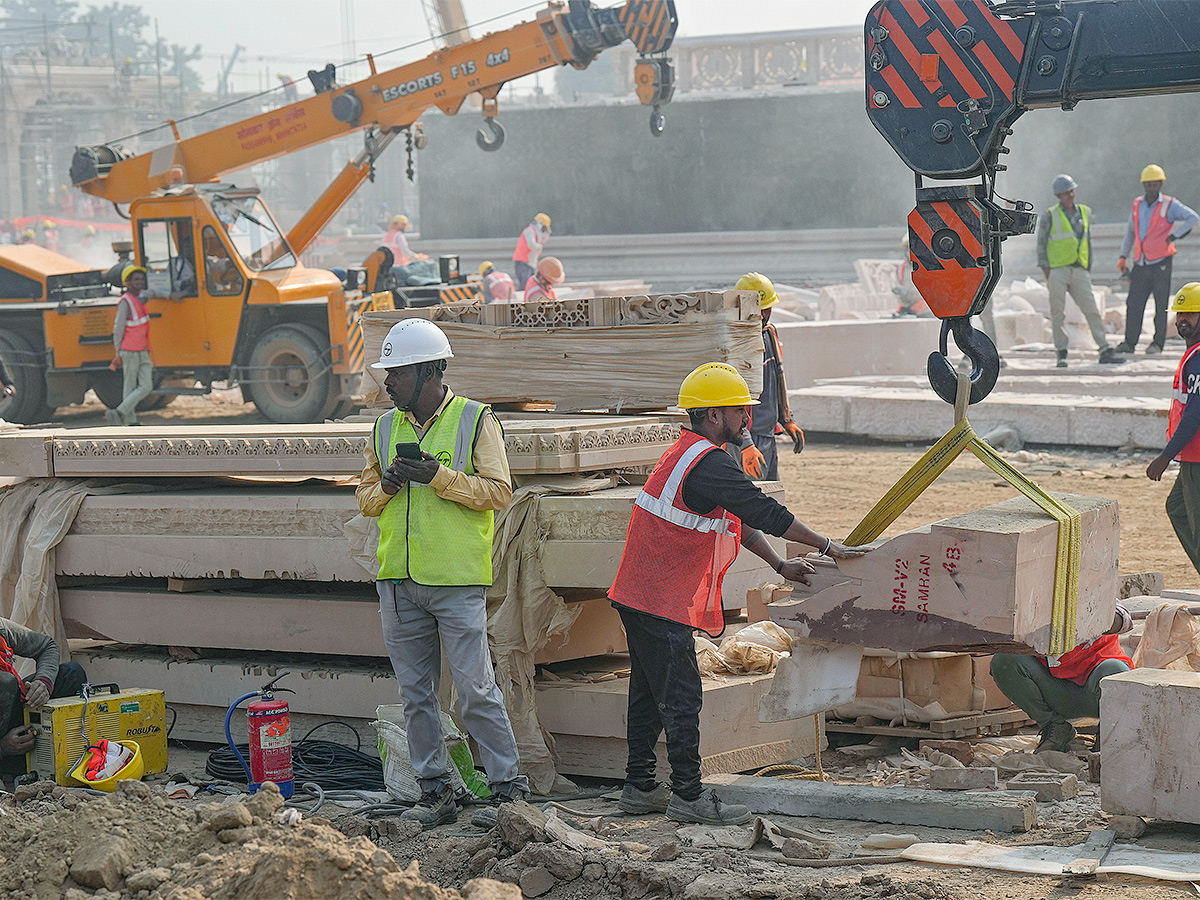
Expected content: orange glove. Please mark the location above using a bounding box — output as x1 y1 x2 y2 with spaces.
784 421 805 454
1118 257 1128 275
741 444 765 479
108 356 121 371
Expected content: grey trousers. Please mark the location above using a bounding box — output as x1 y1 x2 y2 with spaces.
378 578 528 795
1047 266 1108 353
116 349 153 424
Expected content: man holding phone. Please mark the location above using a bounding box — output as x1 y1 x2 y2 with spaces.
356 318 527 828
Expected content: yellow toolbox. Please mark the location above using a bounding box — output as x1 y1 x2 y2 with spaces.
25 684 168 785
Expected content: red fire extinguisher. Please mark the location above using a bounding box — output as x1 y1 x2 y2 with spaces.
224 673 295 798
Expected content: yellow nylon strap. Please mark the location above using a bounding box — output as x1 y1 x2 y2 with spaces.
844 416 1081 655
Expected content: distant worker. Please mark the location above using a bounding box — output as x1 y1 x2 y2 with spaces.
107 265 156 426
990 605 1133 753
356 320 528 828
1036 174 1125 368
18 228 36 246
512 213 550 289
168 231 198 298
383 215 415 266
732 272 804 480
893 234 929 317
41 220 57 253
0 615 87 782
1116 164 1199 355
609 363 864 825
478 261 514 304
523 256 564 303
1148 283 1200 574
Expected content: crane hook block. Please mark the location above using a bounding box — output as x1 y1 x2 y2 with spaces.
476 117 505 152
927 317 999 405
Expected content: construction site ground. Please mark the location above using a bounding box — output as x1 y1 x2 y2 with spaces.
12 388 1194 898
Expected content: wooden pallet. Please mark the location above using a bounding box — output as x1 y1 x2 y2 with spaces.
826 708 1034 740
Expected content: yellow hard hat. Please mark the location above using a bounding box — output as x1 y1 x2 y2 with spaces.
392 214 409 227
1172 282 1200 313
479 260 494 275
1141 164 1167 183
678 363 759 410
42 219 55 229
121 264 147 284
735 271 778 310
534 213 551 228
21 228 35 239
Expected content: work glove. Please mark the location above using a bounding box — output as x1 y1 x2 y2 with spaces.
741 444 766 479
783 421 805 455
1117 257 1128 275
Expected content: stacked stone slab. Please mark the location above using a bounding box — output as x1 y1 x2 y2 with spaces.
357 290 765 411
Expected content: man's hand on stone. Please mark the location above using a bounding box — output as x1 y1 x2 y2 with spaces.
24 679 50 711
0 724 36 757
390 452 440 485
779 558 816 585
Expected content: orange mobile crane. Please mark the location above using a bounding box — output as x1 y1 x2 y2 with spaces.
0 0 677 425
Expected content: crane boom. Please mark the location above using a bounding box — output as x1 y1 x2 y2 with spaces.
70 0 677 206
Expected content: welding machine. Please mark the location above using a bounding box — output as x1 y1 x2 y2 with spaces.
25 683 168 785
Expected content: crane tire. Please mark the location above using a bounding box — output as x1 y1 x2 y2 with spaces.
0 328 51 424
244 323 336 424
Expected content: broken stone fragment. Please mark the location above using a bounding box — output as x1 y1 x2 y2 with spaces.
203 802 254 831
497 801 548 849
68 837 132 890
517 866 556 898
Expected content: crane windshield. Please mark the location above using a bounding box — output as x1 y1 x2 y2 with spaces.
211 195 296 272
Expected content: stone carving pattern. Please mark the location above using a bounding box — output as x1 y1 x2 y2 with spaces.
618 294 704 325
424 305 485 325
758 41 808 83
510 300 591 329
55 437 368 461
820 34 863 82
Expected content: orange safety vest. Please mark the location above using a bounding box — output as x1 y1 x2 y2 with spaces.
522 276 556 303
382 228 411 265
1131 195 1177 264
1168 342 1200 463
0 635 26 701
511 224 542 264
118 291 150 352
1043 633 1133 686
609 430 742 637
483 270 514 302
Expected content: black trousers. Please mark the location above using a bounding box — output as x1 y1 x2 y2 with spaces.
615 603 704 801
0 662 87 775
1124 257 1174 349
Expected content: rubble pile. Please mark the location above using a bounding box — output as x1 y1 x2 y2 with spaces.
0 781 513 900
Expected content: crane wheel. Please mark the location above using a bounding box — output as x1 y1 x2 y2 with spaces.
243 323 336 424
89 371 169 413
0 328 51 425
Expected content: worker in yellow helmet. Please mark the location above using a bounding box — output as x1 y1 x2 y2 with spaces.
609 362 864 825
512 213 550 289
383 214 415 266
1148 284 1200 574
731 273 804 480
1117 164 1200 355
478 261 514 304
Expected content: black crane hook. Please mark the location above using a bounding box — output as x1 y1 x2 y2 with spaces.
650 106 665 136
476 117 505 152
927 316 1000 406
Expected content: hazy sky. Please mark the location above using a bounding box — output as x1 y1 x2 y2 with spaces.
135 0 880 93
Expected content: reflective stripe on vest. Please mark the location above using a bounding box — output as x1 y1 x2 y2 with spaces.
119 291 150 352
1168 342 1200 463
1132 195 1176 264
609 430 741 637
1045 204 1090 268
483 271 514 302
374 396 495 585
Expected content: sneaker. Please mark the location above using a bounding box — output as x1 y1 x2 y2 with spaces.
1098 347 1127 365
1147 343 1164 355
618 782 671 815
666 789 752 826
1114 342 1136 354
1055 350 1068 368
104 409 121 426
469 785 530 829
401 784 460 830
1034 720 1076 754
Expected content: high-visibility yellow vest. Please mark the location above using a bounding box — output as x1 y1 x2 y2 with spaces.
373 395 495 585
1046 203 1090 269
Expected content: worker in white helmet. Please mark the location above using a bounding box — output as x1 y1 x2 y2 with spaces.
356 319 527 829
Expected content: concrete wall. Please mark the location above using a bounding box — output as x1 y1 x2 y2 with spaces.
416 88 1200 242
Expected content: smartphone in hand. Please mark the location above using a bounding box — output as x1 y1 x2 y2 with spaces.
394 442 422 460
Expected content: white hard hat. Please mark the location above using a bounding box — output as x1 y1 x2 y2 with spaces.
371 319 454 369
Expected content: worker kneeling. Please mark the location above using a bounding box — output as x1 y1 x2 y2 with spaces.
608 363 864 825
990 605 1133 753
357 319 528 828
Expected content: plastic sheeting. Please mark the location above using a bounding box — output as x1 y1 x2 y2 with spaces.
902 839 1200 881
1132 601 1200 672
